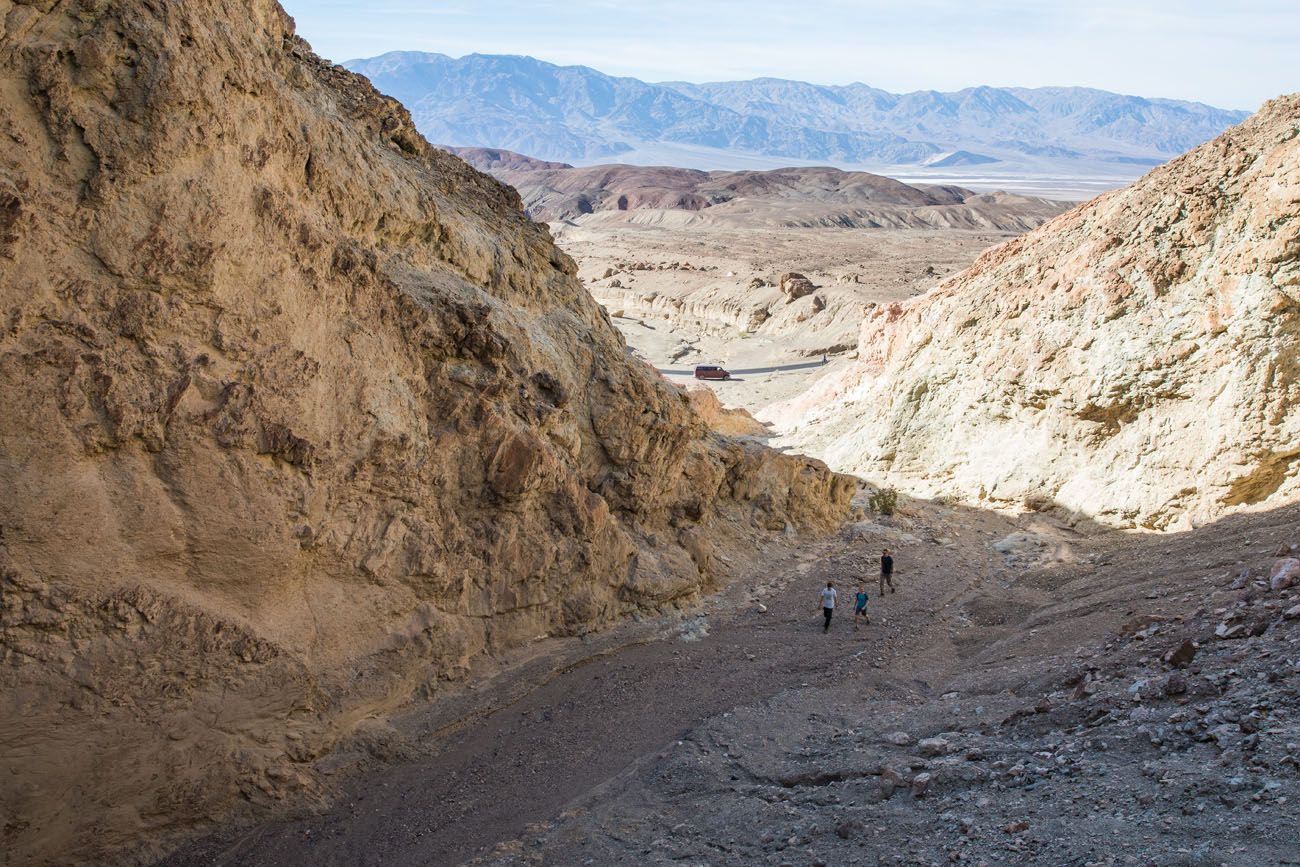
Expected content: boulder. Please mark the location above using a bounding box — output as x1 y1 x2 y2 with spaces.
879 766 906 800
779 271 817 302
1269 558 1300 591
1162 639 1198 668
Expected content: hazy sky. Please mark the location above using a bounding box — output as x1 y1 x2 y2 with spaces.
279 1 1294 110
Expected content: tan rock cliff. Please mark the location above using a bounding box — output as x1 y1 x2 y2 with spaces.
0 1 851 862
768 96 1300 530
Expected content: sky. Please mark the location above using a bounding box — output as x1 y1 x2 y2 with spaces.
278 1 1295 110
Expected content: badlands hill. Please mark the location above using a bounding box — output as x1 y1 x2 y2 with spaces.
770 95 1300 531
0 1 852 863
444 147 1067 230
347 51 1249 177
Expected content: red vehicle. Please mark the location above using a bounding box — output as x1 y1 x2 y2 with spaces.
693 365 731 381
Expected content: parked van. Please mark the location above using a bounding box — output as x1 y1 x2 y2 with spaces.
693 365 731 381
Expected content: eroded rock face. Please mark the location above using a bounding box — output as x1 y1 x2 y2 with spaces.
684 385 769 437
0 2 851 861
768 96 1300 530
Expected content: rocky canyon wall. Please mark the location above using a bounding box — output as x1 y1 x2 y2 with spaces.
0 1 851 862
768 96 1300 530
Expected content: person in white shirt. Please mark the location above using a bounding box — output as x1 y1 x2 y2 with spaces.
820 581 837 632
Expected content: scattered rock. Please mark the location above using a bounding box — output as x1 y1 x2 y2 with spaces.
1215 623 1247 640
1003 821 1030 834
993 533 1046 555
879 767 904 800
835 819 864 839
1269 558 1299 591
918 737 952 757
882 731 913 746
910 772 933 798
1163 639 1198 668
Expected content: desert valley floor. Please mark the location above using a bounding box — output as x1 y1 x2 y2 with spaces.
563 221 1012 413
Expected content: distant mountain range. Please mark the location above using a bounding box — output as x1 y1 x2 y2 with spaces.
345 52 1250 180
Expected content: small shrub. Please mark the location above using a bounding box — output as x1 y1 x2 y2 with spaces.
868 487 899 515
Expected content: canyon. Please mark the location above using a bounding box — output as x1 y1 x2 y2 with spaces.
0 1 1297 866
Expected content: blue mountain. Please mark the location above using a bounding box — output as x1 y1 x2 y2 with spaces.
345 52 1251 174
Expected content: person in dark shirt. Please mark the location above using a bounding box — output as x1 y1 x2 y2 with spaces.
880 548 896 595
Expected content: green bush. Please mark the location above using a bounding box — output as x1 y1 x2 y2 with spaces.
868 487 899 515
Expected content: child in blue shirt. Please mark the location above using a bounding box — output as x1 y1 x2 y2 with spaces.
854 585 870 628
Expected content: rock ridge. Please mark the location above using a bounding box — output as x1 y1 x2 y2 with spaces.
767 95 1300 530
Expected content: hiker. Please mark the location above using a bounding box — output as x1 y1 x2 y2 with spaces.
854 584 870 627
880 548 896 595
820 581 837 632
